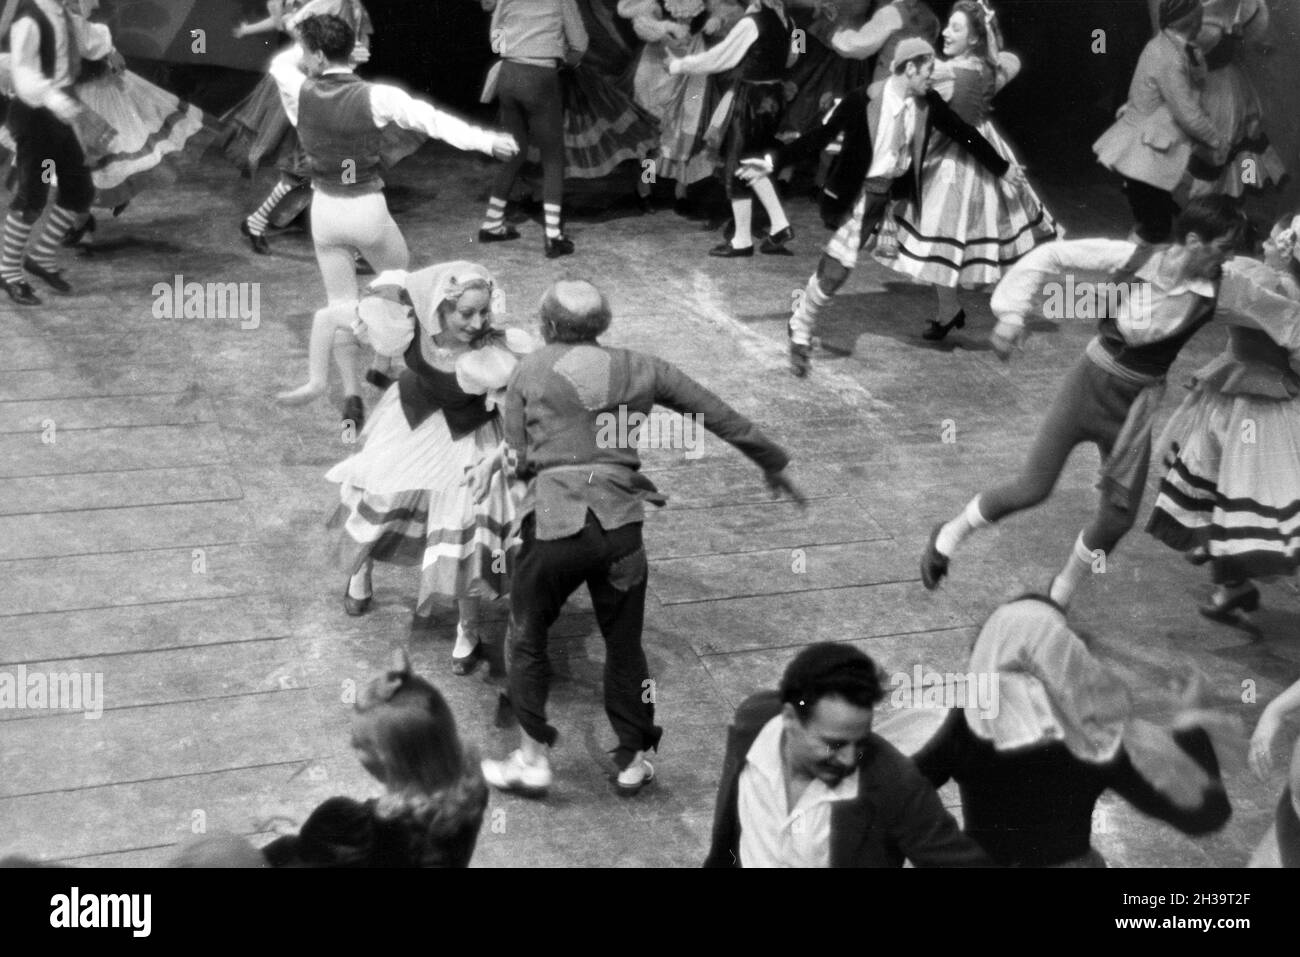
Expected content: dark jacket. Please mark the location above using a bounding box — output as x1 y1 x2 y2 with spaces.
914 708 1231 867
704 691 991 868
768 83 1010 229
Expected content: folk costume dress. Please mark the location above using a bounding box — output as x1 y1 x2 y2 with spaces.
619 0 717 187
0 1 208 211
1147 256 1300 583
325 264 531 616
674 1 797 198
884 53 1057 288
1185 0 1286 197
553 0 659 179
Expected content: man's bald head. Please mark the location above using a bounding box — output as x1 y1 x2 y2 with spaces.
539 278 613 343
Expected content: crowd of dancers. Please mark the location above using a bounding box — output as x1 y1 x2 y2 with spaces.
2 0 1300 869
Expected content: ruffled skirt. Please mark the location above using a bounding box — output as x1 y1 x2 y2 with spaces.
884 121 1059 287
325 386 519 613
75 70 208 209
1146 387 1300 581
536 64 659 180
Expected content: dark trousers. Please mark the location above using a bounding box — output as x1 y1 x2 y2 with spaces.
6 103 94 222
491 61 565 209
1122 177 1177 245
508 511 662 770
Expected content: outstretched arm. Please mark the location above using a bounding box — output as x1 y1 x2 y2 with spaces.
668 14 757 75
368 83 518 159
1109 724 1231 836
987 238 1137 357
650 356 804 504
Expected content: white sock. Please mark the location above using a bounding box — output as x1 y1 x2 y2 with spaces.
1049 532 1095 607
935 496 990 557
731 199 753 248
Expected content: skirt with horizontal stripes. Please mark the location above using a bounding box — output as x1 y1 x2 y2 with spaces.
1146 387 1300 582
75 70 209 210
325 385 520 614
883 121 1059 288
536 64 659 180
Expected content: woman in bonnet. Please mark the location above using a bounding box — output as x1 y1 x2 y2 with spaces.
323 261 532 674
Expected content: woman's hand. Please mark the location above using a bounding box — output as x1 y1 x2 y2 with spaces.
464 458 499 503
490 132 520 160
276 381 326 406
989 320 1025 361
1249 711 1282 779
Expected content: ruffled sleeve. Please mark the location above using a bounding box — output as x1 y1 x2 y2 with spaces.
352 297 416 358
455 328 536 410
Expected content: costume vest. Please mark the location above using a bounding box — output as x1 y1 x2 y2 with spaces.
297 72 385 195
1096 245 1217 378
724 7 791 84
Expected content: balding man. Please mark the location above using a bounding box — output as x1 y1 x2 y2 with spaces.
476 279 804 796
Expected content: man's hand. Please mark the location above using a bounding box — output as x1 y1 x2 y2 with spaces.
989 319 1025 362
350 44 372 65
765 469 807 507
1003 164 1026 189
232 22 250 39
491 132 520 161
105 50 126 75
736 155 775 185
49 92 83 125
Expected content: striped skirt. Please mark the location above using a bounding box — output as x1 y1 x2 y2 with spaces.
1146 387 1300 582
884 121 1059 288
325 386 520 614
76 70 208 210
544 64 659 180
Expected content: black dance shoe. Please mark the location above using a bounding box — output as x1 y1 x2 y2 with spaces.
343 580 372 617
922 310 966 342
477 225 520 243
920 523 950 590
545 233 575 258
23 258 71 293
710 242 754 258
364 369 395 390
1 276 41 306
341 395 365 434
760 226 795 255
1198 586 1260 623
239 219 271 255
61 213 96 247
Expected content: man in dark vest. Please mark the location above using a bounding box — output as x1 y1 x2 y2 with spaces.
737 37 1023 378
269 14 517 427
919 196 1290 612
1 0 120 305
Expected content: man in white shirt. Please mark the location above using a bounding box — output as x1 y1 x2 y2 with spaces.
705 642 989 867
1 0 121 305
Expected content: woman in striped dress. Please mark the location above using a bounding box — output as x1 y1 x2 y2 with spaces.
881 1 1057 341
326 262 531 674
1146 213 1300 622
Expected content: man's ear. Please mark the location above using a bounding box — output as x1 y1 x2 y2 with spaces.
781 701 801 724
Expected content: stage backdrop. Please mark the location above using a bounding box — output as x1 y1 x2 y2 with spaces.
101 0 285 71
